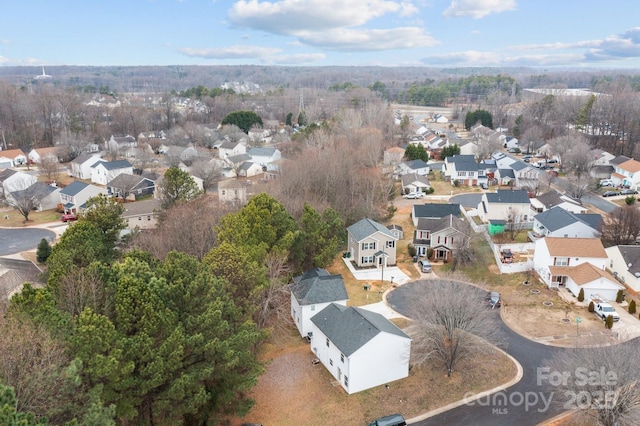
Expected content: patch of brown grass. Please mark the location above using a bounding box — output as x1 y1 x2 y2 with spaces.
0 208 61 227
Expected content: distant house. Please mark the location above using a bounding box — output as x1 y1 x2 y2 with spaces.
606 245 640 292
90 159 133 186
165 145 198 164
533 237 608 290
432 113 448 124
532 207 601 239
121 199 161 230
611 158 640 190
401 173 430 194
70 153 103 180
217 140 247 159
412 203 461 227
0 169 37 198
310 303 411 394
477 189 531 223
289 268 348 338
398 159 430 176
0 149 27 168
28 147 60 164
217 178 252 203
247 147 281 167
106 173 155 200
496 168 516 186
346 218 398 268
504 136 519 149
238 161 263 177
59 181 107 214
8 182 60 211
106 135 137 158
530 190 587 214
443 155 486 186
413 214 472 260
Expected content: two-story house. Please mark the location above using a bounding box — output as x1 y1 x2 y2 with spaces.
611 158 640 190
413 214 472 260
70 153 103 180
90 159 133 186
59 181 107 214
247 147 281 167
346 218 398 268
121 199 161 230
530 189 587 214
412 203 461 227
605 245 640 292
289 268 348 339
106 173 155 200
217 140 247 159
0 169 37 198
398 159 430 176
443 155 486 186
28 147 60 164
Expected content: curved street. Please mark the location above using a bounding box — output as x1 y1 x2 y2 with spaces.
0 227 56 256
387 281 580 425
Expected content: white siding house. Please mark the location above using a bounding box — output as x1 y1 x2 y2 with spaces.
347 218 398 267
289 268 348 338
564 262 624 302
605 245 640 293
310 303 411 394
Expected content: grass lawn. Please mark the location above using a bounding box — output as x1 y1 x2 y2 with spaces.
0 208 61 227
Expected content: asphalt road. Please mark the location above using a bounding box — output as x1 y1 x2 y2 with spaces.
387 281 565 426
0 227 55 256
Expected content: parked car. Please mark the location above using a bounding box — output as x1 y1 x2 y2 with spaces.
602 191 621 197
620 188 638 195
60 213 77 222
599 179 615 187
480 183 489 190
369 414 407 426
594 302 620 322
486 291 501 309
402 191 425 199
419 259 432 273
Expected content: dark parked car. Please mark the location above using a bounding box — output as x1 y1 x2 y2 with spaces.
602 191 621 197
621 188 638 195
369 414 407 426
486 291 501 309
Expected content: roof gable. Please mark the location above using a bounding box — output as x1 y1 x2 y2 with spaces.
543 237 606 258
486 189 530 204
413 203 461 219
290 268 348 305
60 180 89 196
347 218 396 241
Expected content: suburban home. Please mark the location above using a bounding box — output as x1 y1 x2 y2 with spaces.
562 262 625 302
217 178 252 203
413 214 472 260
401 173 430 194
217 140 247 159
59 181 108 214
432 113 448 124
443 155 486 187
28 147 60 164
90 159 134 186
591 149 616 166
70 153 103 180
530 189 587 214
165 145 198 164
106 173 155 200
248 128 272 144
238 161 263 177
509 161 541 188
605 245 640 292
387 224 403 240
457 139 478 157
611 158 640 190
0 169 38 197
533 237 608 289
504 136 519 150
0 149 28 168
496 168 516 186
137 130 167 145
477 189 532 223
8 182 60 211
412 203 461 227
289 268 348 339
398 159 430 176
309 303 411 394
247 147 281 167
105 135 137 157
0 268 24 301
532 207 601 239
121 199 161 230
346 218 398 268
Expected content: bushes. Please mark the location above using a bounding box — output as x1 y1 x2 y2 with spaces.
407 243 417 257
427 247 434 260
605 315 614 330
578 288 584 302
616 290 624 303
588 301 595 313
629 300 637 315
36 238 52 263
625 196 636 205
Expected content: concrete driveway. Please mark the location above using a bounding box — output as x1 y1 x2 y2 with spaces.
341 257 411 284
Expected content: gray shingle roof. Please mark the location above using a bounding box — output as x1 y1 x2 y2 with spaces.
415 214 471 234
248 147 276 157
310 303 410 356
60 180 89 196
347 218 396 242
498 168 516 179
97 159 132 170
412 203 461 219
486 189 530 204
290 268 348 305
534 206 601 232
11 182 56 199
449 155 479 171
618 245 640 276
404 159 429 170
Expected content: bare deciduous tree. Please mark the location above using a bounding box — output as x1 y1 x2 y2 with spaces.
542 341 640 426
190 158 222 192
55 265 110 317
39 155 61 182
601 206 640 247
405 279 501 377
256 250 293 330
564 174 591 200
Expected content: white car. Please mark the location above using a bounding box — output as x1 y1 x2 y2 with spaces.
599 179 614 187
402 192 425 199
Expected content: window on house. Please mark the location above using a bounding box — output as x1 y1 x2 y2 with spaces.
221 190 226 196
326 338 329 347
329 359 333 366
138 216 142 221
344 376 348 387
340 353 344 363
147 215 151 220
418 231 430 239
458 171 467 176
554 257 569 266
310 305 315 311
361 256 374 264
362 242 375 250
386 240 395 248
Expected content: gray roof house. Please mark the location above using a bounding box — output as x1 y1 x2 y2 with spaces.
107 173 155 200
121 199 161 230
412 203 461 226
59 181 107 214
532 206 601 239
9 182 60 211
413 214 472 260
530 189 586 214
347 218 398 267
310 303 411 394
443 155 486 187
289 268 348 338
90 159 133 186
401 173 430 194
606 245 640 292
477 189 532 223
398 159 430 176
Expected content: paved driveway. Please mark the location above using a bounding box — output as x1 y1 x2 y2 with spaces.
0 227 56 256
341 257 411 284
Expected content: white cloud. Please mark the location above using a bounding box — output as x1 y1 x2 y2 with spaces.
442 0 516 19
584 27 640 61
421 50 584 67
179 45 281 59
298 27 437 51
227 0 432 51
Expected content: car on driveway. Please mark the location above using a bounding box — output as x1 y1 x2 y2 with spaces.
60 213 78 222
402 192 425 199
620 188 638 195
599 179 615 187
419 259 432 273
602 191 621 197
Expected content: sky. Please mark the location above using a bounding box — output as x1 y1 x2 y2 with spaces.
2 0 640 69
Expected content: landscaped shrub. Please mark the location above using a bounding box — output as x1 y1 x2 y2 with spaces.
629 300 637 314
426 187 435 194
36 238 52 263
453 179 460 187
578 288 584 302
616 290 624 303
407 243 416 257
427 247 434 259
588 301 595 313
605 315 614 330
625 196 635 205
